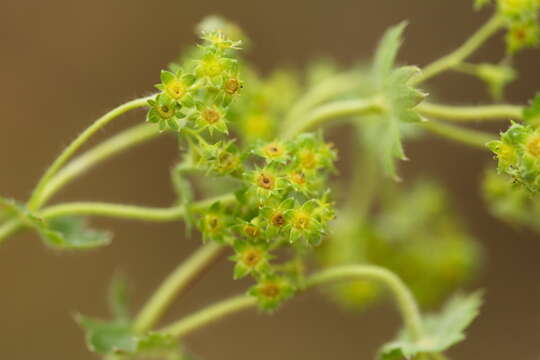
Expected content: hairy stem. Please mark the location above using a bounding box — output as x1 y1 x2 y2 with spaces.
37 124 161 207
41 193 236 221
27 96 153 210
417 102 523 122
0 193 236 244
284 71 368 128
162 295 257 338
282 97 382 139
162 264 423 342
420 119 495 149
306 265 424 341
412 15 504 85
133 242 226 333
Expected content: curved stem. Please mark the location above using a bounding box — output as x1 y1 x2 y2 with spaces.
305 265 424 341
282 97 381 139
27 95 153 210
133 242 226 333
37 124 161 207
417 102 523 122
412 15 504 85
420 119 495 150
162 264 423 342
284 71 368 128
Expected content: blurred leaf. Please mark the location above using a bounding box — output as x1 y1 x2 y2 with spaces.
34 216 111 249
76 315 177 357
77 315 137 355
108 273 131 324
369 23 426 179
379 292 483 359
373 22 407 87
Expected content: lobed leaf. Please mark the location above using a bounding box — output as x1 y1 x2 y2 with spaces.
379 291 483 359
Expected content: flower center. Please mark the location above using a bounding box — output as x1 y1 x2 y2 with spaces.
158 104 174 119
299 150 317 169
202 108 221 124
271 213 286 227
261 283 280 298
293 213 310 230
224 78 241 95
165 80 186 99
264 143 284 158
242 249 262 267
257 173 275 190
243 224 259 237
290 171 305 185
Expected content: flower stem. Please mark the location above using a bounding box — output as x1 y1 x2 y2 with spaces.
162 264 423 342
417 102 523 122
305 265 424 341
41 193 236 221
0 193 236 244
281 97 381 139
37 123 161 207
412 15 504 85
133 242 226 333
420 119 495 150
161 295 257 339
27 96 153 210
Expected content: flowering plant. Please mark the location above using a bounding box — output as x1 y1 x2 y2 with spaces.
1 2 539 359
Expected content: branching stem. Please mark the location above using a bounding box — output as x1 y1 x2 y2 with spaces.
412 15 504 84
133 242 226 333
27 96 153 210
162 264 424 342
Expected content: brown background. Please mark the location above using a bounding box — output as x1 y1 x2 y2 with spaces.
1 0 539 359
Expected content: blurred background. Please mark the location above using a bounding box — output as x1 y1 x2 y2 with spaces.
1 0 539 359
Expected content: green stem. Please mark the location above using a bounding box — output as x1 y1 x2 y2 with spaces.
41 193 236 221
162 295 257 338
0 219 21 245
284 71 368 128
27 96 153 210
36 124 161 208
133 242 226 333
305 265 424 341
420 119 495 150
282 97 381 139
162 264 423 342
412 15 504 85
0 193 236 244
417 102 523 122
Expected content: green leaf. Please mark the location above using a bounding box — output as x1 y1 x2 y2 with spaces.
379 291 483 359
77 315 137 355
77 315 177 356
373 21 408 87
369 23 426 180
35 216 112 249
108 273 131 324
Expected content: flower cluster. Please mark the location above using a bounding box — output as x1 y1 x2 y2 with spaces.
192 133 337 310
477 0 540 53
488 121 540 192
146 31 242 133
